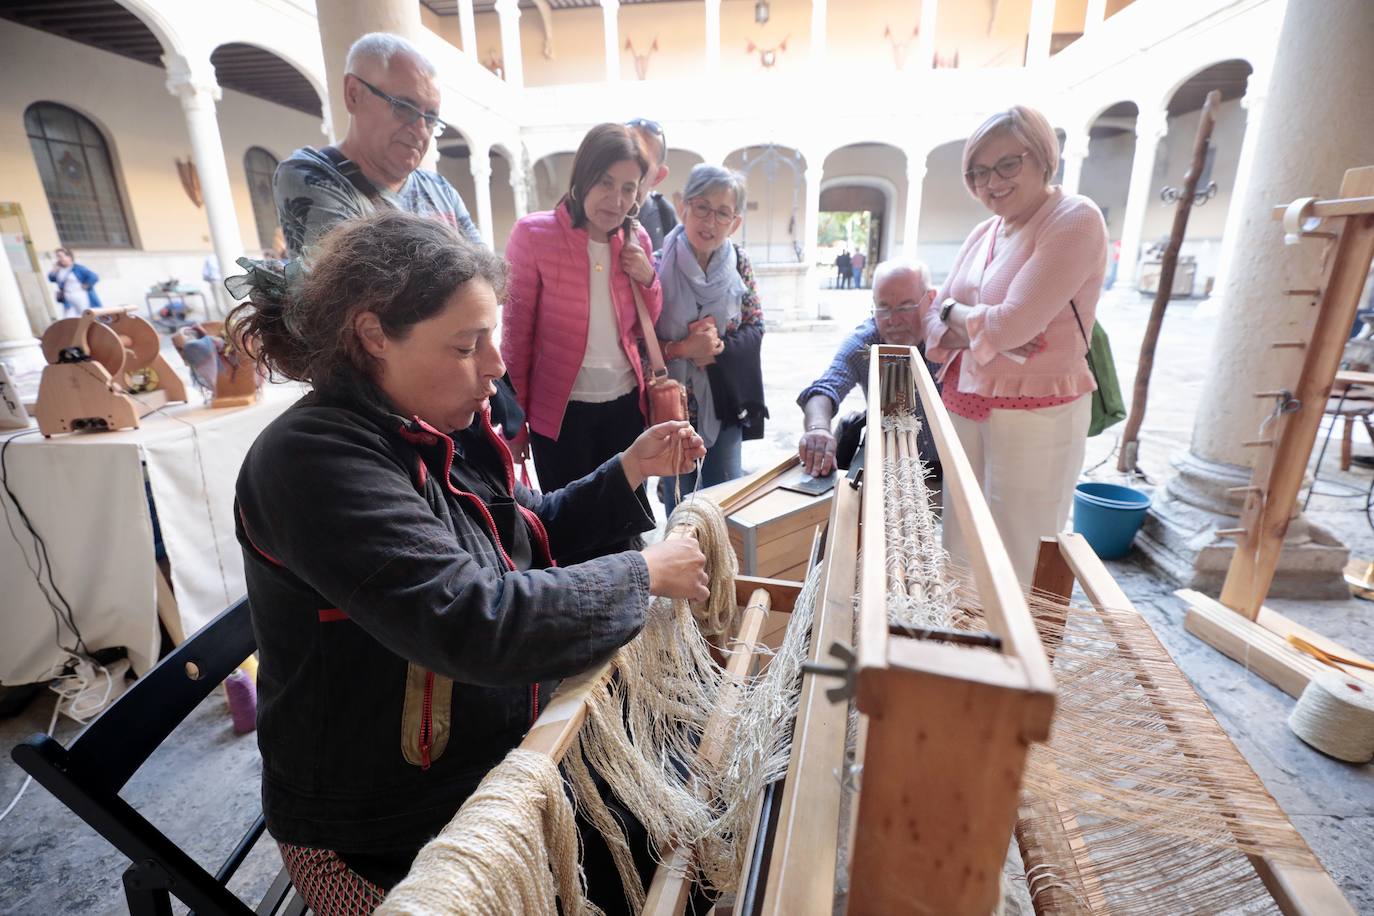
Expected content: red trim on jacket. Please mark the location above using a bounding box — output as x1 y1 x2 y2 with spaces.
479 406 555 568
317 608 349 623
239 507 287 568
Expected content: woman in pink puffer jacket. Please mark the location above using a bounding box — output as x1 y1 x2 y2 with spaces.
502 123 663 564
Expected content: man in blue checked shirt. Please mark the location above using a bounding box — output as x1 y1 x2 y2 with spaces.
796 261 941 477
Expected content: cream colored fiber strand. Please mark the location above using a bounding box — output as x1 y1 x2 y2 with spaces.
378 749 595 916
568 512 824 900
667 497 740 639
881 410 957 629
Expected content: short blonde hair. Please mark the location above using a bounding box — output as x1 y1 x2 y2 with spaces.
962 105 1060 194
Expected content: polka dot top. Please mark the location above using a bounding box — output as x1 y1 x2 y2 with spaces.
941 353 1079 422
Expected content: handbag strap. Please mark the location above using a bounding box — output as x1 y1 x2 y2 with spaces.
1068 299 1098 373
627 230 669 380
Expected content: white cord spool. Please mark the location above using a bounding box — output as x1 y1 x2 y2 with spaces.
1287 670 1374 763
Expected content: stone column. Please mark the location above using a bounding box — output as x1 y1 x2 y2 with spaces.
803 163 823 319
458 0 478 57
903 153 927 259
1083 0 1108 34
164 57 243 287
509 160 529 218
705 0 721 72
1115 109 1167 292
1200 69 1268 314
0 249 43 392
601 0 620 81
1060 131 1090 196
315 0 423 143
1137 0 1374 597
494 0 525 89
810 0 827 65
917 0 938 69
1026 0 1055 65
471 154 495 248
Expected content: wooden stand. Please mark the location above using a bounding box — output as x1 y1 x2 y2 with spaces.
1181 164 1374 697
33 308 186 437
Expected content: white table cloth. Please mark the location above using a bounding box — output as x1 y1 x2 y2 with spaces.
1 384 302 684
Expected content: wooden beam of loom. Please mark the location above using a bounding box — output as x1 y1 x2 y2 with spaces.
756 480 860 916
1221 165 1374 619
845 346 1056 915
642 587 773 915
1056 537 1354 916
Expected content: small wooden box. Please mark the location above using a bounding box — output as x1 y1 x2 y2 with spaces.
722 466 832 581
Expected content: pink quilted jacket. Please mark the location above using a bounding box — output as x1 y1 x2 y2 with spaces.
501 203 663 440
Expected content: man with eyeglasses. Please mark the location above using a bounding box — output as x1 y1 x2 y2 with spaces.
796 260 940 477
625 117 677 252
273 32 481 259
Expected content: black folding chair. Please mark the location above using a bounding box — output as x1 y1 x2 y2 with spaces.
11 598 304 916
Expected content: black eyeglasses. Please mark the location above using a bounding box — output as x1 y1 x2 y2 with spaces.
352 75 448 136
964 152 1029 188
687 199 737 226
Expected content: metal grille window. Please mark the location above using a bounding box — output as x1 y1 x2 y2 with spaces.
25 103 133 248
244 146 281 253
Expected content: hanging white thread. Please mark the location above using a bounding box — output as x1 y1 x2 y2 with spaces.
1287 670 1374 763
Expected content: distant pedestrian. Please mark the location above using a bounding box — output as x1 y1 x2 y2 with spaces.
47 247 101 316
836 249 852 289
851 249 867 288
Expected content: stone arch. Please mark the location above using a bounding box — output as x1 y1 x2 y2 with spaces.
821 142 906 265
725 144 806 264
210 42 326 118
917 139 986 280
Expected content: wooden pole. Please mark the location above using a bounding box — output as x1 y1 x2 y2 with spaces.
1117 90 1222 472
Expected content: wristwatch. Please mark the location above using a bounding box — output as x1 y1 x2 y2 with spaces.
939 297 958 323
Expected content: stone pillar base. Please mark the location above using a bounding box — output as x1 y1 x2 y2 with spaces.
1133 451 1350 599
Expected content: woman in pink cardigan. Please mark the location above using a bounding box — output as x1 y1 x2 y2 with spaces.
922 105 1108 583
502 123 662 564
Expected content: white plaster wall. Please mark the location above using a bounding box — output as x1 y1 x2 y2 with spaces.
0 19 323 314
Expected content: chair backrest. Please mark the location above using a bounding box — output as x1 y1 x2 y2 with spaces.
10 597 284 916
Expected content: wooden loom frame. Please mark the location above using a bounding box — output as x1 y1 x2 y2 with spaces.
1180 165 1374 700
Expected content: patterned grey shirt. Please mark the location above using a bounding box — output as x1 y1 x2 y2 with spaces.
274 146 482 258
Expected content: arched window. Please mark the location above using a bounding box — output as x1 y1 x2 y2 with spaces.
25 103 132 248
244 147 281 253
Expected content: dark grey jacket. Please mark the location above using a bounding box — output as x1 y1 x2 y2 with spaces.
234 372 653 855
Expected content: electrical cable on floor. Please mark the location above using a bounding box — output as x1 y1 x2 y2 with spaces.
0 693 62 825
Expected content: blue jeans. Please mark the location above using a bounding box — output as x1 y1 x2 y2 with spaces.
659 423 744 516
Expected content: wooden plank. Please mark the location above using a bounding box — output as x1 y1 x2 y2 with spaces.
856 347 890 676
1030 536 1075 666
898 345 1055 694
1256 606 1374 689
1222 166 1374 618
754 525 820 576
643 590 772 916
518 661 614 760
884 638 1055 722
1179 588 1327 699
759 482 860 916
735 576 801 614
1252 858 1358 916
848 663 1037 915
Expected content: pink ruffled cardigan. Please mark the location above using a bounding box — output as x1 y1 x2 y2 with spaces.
922 190 1108 399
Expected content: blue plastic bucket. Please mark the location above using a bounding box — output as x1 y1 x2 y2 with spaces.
1072 482 1152 560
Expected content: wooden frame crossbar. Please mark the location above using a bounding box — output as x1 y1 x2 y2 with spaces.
842 345 1056 915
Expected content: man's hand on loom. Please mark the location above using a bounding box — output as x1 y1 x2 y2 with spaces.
641 539 710 602
620 421 707 489
799 427 837 477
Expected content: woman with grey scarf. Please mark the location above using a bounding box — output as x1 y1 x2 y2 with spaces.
654 164 766 513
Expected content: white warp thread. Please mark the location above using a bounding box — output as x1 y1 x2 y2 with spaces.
1288 670 1374 763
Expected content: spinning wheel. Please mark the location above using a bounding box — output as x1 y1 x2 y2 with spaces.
33 308 188 437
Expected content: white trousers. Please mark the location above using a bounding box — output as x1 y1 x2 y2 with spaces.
942 396 1092 585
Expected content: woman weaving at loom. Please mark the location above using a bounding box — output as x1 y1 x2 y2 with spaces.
227 210 708 914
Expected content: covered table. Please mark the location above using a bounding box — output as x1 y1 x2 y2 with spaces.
0 384 303 685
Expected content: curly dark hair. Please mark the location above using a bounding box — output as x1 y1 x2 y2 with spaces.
228 211 506 387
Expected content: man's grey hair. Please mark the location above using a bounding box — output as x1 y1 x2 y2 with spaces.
871 259 933 291
345 32 437 78
682 163 748 213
